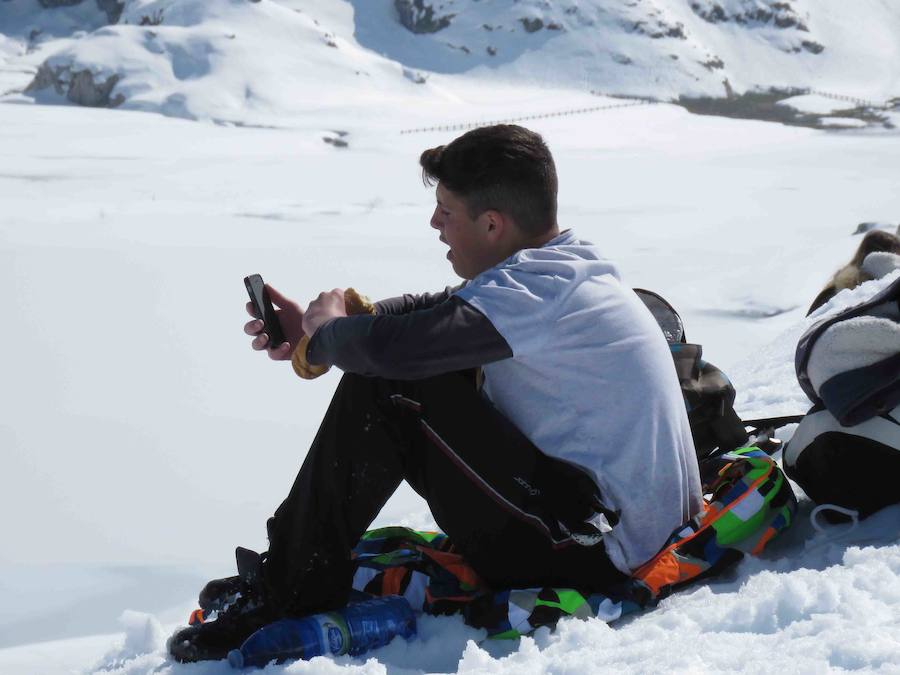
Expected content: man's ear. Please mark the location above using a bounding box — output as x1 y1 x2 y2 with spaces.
480 209 507 240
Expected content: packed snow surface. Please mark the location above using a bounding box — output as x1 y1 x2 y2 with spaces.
2 1 900 673
2 95 899 672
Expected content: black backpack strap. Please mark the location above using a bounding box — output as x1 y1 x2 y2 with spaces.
741 415 807 434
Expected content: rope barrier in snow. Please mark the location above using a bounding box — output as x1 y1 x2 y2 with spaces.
398 97 661 135
773 86 887 109
589 90 664 104
398 86 894 136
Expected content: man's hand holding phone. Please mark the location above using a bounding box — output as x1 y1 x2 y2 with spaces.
243 275 304 361
243 276 351 364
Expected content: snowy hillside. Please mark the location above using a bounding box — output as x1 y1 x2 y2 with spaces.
354 0 828 92
1 0 899 124
1 0 450 123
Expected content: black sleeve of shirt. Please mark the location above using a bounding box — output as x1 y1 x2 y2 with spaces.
305 295 512 380
374 284 466 315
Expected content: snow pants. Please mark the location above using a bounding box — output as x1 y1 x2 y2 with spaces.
263 370 627 617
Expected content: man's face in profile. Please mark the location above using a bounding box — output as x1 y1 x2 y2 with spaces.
429 183 495 280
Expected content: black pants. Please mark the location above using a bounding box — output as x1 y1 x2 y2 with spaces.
263 371 626 617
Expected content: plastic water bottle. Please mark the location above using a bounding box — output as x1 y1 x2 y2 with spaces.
227 595 416 668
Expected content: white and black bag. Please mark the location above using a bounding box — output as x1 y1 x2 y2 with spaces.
783 403 899 522
785 266 900 522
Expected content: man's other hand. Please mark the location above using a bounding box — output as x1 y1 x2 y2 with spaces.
302 289 348 337
244 284 304 361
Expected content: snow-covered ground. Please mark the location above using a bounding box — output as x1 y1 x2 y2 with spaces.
2 94 899 673
2 1 900 672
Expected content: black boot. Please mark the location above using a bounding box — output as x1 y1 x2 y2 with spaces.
197 545 270 613
169 547 273 663
198 575 244 613
167 593 273 663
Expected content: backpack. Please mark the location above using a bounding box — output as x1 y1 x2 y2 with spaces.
785 272 900 521
629 447 796 604
783 404 900 523
349 446 797 638
795 274 900 426
635 289 749 460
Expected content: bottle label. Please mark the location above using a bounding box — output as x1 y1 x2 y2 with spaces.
317 614 350 656
326 624 344 654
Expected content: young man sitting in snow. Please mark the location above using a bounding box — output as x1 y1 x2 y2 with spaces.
168 124 702 661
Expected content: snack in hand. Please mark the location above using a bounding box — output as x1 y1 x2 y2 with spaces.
291 288 376 380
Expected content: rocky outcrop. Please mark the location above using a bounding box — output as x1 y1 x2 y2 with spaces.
801 40 824 54
688 1 824 55
394 0 455 34
402 67 428 83
96 0 125 24
26 62 125 107
519 17 544 33
37 0 84 6
690 0 809 31
36 0 125 24
628 19 686 39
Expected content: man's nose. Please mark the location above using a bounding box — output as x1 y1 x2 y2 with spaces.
430 212 441 230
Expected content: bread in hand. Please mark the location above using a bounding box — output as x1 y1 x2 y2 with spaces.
291 288 375 380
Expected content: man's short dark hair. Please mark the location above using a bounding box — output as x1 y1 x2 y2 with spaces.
419 125 558 236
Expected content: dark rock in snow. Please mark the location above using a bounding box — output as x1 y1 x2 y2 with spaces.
323 131 349 148
139 9 164 26
37 0 124 24
690 2 728 24
690 0 809 32
67 68 122 105
37 0 84 6
445 42 470 54
628 19 687 40
26 62 125 107
801 40 824 54
675 88 891 131
394 0 455 34
96 0 124 23
402 67 428 83
519 17 544 33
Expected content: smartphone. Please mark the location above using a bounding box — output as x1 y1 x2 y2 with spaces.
244 274 286 348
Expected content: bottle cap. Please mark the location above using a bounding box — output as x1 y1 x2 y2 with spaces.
227 648 244 669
